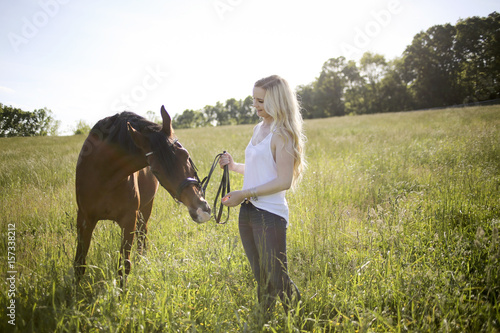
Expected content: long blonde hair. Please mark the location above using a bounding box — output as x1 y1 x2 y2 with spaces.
255 75 307 188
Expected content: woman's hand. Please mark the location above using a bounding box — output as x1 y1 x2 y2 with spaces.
222 190 247 207
219 152 234 169
219 152 245 175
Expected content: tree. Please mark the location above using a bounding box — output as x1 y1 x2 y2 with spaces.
0 104 57 137
315 57 348 117
235 96 258 124
31 108 53 136
358 53 388 113
145 110 161 124
74 120 91 135
378 58 414 112
172 109 206 129
202 105 218 126
343 60 365 115
403 24 461 108
455 12 500 102
225 98 240 125
296 83 316 119
213 101 231 126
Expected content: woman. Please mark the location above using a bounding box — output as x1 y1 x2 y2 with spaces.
219 75 306 313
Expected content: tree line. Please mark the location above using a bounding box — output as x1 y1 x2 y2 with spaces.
0 103 59 137
297 11 499 118
172 96 259 129
173 12 499 127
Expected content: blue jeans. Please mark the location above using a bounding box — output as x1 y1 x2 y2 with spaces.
239 201 300 311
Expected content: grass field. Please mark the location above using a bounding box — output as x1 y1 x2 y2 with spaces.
1 106 499 332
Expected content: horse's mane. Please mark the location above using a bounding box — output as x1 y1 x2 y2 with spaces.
91 112 164 156
89 112 179 174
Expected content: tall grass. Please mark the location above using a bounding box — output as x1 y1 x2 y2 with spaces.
1 106 499 332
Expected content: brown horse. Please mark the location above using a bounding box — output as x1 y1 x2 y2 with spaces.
74 106 211 281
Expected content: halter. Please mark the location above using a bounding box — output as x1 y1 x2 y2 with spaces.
145 152 202 203
176 157 203 199
145 150 230 224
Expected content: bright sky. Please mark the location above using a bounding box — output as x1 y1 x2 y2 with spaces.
0 0 498 134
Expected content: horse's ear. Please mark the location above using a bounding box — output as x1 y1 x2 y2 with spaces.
160 105 174 137
128 122 150 152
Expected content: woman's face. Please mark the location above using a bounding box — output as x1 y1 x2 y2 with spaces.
253 86 271 120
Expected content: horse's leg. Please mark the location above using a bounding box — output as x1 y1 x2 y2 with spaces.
118 211 138 284
137 199 153 255
74 210 97 281
136 167 158 256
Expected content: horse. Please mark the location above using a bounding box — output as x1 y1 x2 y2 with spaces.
74 106 211 282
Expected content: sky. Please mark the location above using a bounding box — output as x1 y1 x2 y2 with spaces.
0 0 498 135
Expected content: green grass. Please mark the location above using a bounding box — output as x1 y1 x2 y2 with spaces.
1 106 499 332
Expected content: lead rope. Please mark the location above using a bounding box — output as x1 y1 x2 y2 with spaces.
201 151 230 224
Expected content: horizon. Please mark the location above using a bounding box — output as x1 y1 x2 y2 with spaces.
1 0 498 134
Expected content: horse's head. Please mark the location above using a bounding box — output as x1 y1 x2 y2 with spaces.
127 106 211 223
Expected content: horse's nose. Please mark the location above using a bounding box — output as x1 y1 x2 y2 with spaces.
195 207 211 223
191 200 211 223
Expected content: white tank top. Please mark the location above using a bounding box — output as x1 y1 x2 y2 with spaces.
242 123 289 225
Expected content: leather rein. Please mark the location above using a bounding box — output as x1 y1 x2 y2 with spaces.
199 151 230 224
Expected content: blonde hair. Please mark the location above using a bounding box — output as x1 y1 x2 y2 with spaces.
254 75 307 188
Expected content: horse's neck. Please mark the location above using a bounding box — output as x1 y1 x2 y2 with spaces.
97 142 148 188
